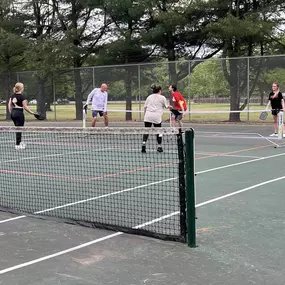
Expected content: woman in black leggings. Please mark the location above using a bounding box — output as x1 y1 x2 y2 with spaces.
8 82 35 149
142 84 172 153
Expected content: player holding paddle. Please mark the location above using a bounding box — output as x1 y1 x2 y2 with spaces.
169 84 187 133
84 83 108 128
8 82 45 149
142 84 172 153
265 82 285 137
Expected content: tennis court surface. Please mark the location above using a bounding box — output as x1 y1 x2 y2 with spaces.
1 123 285 285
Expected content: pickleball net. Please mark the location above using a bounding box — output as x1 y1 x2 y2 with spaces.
0 126 192 242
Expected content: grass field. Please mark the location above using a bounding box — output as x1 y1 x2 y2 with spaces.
0 102 269 123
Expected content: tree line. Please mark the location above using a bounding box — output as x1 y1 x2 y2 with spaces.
0 0 285 121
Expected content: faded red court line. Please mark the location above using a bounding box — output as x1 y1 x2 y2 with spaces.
196 143 272 160
0 162 176 182
1 144 271 182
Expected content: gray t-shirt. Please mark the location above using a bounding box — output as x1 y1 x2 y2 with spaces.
144 94 169 124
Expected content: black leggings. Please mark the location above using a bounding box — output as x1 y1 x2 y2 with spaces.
11 108 25 145
143 122 162 144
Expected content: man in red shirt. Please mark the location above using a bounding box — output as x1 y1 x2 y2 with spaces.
169 84 187 133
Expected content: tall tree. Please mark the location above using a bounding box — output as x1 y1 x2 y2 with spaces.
51 0 111 119
207 0 285 121
145 0 222 85
97 0 154 120
20 0 59 117
0 0 28 119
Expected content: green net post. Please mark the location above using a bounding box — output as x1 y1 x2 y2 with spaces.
177 132 187 242
185 128 196 247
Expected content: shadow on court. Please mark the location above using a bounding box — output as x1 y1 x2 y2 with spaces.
1 123 285 284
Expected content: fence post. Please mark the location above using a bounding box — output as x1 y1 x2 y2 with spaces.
138 65 141 122
188 61 191 122
52 74 56 121
92 67 95 88
247 57 250 121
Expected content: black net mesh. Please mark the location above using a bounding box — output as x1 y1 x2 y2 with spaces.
0 127 186 242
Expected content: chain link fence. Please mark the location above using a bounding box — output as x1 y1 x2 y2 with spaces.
0 55 284 122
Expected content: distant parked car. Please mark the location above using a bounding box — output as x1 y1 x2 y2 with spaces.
0 100 6 105
29 99 37 104
56 98 70 105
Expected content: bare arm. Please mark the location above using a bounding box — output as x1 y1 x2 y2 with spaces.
22 100 34 115
163 97 172 109
282 98 285 111
8 99 12 113
265 99 271 110
144 97 149 114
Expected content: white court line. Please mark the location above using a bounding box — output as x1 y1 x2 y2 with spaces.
196 151 285 175
0 216 26 224
0 232 123 274
1 175 285 275
0 148 114 165
196 175 285 208
0 151 86 164
0 211 179 275
1 150 285 223
0 178 176 224
35 178 176 215
1 150 284 223
0 145 284 271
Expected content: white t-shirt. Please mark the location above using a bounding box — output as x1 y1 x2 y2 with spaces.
144 94 169 124
86 88 108 111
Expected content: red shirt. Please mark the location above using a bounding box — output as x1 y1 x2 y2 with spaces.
171 91 187 111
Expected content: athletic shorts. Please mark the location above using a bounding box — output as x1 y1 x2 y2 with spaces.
92 110 107 117
272 109 280 116
171 109 183 120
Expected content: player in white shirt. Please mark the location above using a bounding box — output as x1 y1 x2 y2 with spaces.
85 83 109 127
142 84 172 153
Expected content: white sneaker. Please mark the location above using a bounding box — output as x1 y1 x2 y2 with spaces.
15 142 26 150
283 134 285 138
19 142 26 149
270 133 278 137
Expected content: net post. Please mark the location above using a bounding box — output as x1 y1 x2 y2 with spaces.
177 132 187 242
185 128 196 247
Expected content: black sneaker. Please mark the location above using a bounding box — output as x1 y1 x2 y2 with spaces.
157 146 163 152
141 145 146 153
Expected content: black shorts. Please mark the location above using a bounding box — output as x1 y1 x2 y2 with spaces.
171 109 183 120
144 122 161 128
272 109 280 116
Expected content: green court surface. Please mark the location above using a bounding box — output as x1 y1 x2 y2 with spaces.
0 123 285 284
191 130 285 285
